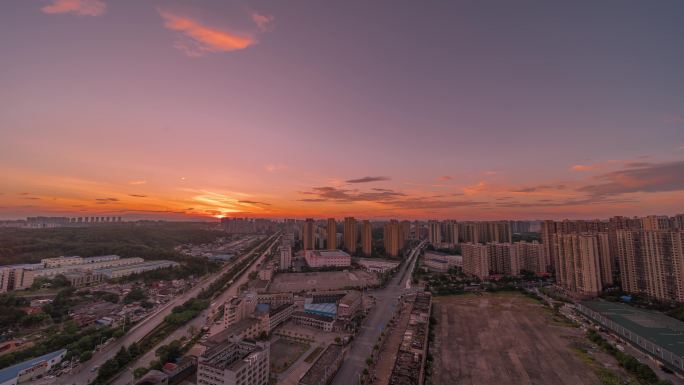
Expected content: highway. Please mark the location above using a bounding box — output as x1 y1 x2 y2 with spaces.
331 241 426 385
61 233 278 385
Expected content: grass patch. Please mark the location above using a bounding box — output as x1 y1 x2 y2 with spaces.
572 347 622 385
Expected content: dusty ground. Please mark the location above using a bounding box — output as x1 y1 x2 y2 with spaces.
432 292 603 385
270 338 309 374
268 270 379 292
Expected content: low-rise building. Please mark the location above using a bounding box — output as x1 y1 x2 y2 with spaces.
0 349 66 385
197 340 269 385
298 344 346 385
304 250 351 268
337 291 361 320
354 258 400 273
96 260 179 279
62 271 104 288
577 300 684 373
422 251 462 273
290 312 334 332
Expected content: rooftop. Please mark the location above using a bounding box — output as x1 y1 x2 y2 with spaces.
581 300 684 357
299 344 344 385
0 349 66 384
308 249 350 258
304 302 337 317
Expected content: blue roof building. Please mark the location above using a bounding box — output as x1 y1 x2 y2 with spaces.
0 349 67 385
304 303 337 318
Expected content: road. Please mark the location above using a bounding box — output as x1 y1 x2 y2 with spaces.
109 233 281 385
331 241 426 385
61 233 278 385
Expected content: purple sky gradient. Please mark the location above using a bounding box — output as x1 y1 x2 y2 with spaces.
1 0 683 220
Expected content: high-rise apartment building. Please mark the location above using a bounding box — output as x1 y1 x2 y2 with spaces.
487 243 521 276
343 217 357 253
384 220 402 258
443 221 459 246
302 218 315 251
400 220 411 246
414 221 422 240
427 220 441 246
279 238 292 271
327 218 337 249
642 215 672 231
554 234 606 296
362 220 372 257
461 243 489 280
513 241 546 273
617 230 684 303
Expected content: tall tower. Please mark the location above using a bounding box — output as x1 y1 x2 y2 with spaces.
343 217 358 253
327 218 337 249
362 220 372 256
428 220 441 246
303 218 315 250
384 220 401 258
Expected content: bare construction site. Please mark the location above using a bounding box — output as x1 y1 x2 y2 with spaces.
432 292 603 385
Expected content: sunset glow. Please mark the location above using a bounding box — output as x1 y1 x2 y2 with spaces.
1 0 683 220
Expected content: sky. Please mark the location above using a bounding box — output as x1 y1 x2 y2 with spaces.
1 0 683 221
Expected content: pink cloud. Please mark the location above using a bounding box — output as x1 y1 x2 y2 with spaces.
437 175 453 181
251 11 274 32
159 10 255 56
571 164 597 172
42 0 106 16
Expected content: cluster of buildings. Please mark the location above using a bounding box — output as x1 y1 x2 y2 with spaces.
541 214 684 301
217 289 363 340
0 216 125 229
270 218 538 261
389 292 432 385
460 241 546 279
196 287 363 385
0 255 178 292
221 218 279 235
426 220 513 248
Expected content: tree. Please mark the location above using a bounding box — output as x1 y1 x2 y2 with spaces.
79 351 93 362
114 346 132 368
133 367 150 379
124 286 147 304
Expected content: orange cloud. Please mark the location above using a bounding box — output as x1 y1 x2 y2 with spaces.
159 10 255 56
571 164 597 172
463 181 487 195
251 11 274 32
42 0 106 16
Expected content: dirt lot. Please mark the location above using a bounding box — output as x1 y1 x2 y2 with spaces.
432 293 602 385
268 270 379 292
270 338 309 374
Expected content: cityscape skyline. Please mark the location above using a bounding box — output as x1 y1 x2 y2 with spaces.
1 0 683 220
